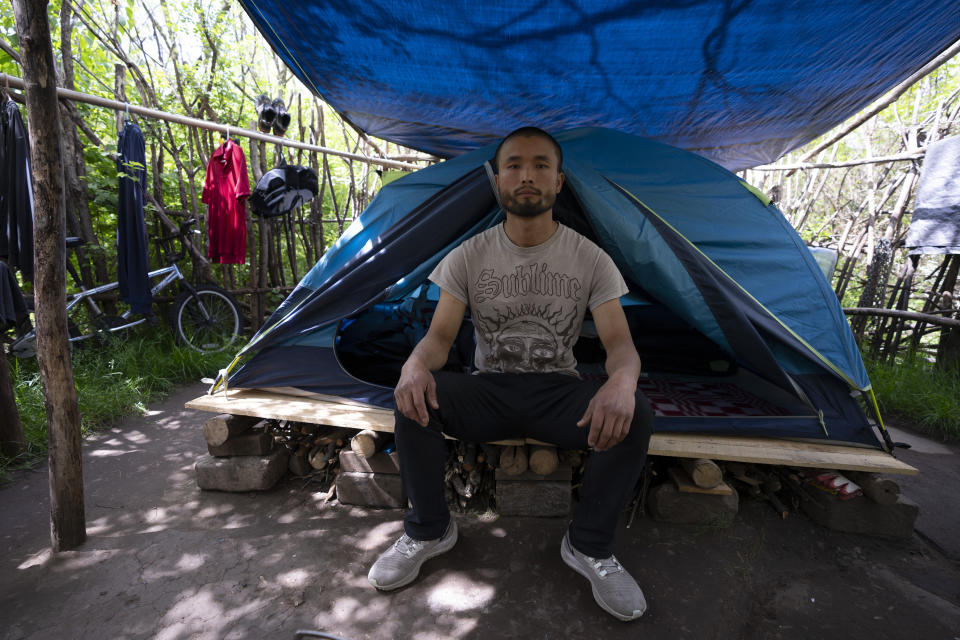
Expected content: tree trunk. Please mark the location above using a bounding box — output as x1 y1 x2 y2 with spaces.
935 256 960 372
59 0 107 290
13 0 86 551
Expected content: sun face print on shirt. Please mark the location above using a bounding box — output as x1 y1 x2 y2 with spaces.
473 303 579 373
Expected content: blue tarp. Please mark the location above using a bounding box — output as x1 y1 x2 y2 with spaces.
239 0 960 169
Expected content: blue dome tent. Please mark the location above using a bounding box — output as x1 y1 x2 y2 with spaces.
218 128 885 448
210 1 960 452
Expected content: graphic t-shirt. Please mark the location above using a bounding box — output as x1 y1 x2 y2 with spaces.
429 222 628 375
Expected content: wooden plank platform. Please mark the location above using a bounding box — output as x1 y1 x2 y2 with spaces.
186 388 917 476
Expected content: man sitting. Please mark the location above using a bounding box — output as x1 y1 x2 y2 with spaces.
368 127 654 622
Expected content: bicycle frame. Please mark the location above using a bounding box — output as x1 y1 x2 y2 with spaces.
10 220 231 358
62 264 188 343
11 264 193 357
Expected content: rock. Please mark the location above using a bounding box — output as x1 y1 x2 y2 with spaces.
338 450 401 474
647 482 739 525
194 447 289 492
335 471 406 508
495 465 572 517
800 489 918 539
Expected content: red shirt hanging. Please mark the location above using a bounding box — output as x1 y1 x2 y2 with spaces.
202 139 250 264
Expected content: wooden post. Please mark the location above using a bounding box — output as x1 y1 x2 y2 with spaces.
0 348 25 457
13 0 86 551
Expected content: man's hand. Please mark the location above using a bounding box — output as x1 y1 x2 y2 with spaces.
394 360 439 427
577 374 636 451
393 290 466 427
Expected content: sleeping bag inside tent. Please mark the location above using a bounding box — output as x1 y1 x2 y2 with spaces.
221 128 885 450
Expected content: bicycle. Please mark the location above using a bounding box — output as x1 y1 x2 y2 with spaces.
10 218 244 358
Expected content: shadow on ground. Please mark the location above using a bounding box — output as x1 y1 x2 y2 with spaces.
1 384 958 640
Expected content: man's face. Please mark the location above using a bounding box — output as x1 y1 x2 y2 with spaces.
495 135 564 218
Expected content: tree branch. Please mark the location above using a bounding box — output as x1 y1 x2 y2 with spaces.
794 37 960 168
844 307 960 329
752 150 925 172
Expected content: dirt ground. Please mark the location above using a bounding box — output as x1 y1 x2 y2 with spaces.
1 382 959 640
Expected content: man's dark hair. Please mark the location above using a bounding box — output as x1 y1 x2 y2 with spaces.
493 126 563 172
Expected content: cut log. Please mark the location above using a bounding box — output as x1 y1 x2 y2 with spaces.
847 471 901 506
668 466 734 496
288 446 312 476
499 445 528 476
559 449 583 470
203 414 262 446
680 458 723 489
207 430 274 457
529 445 559 476
313 426 352 447
350 429 389 458
459 442 477 472
479 443 500 468
309 441 338 470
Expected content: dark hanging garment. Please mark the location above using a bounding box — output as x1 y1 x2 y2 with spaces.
0 99 35 282
116 122 152 315
0 260 28 336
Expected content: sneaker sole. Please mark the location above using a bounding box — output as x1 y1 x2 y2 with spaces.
369 522 459 591
560 535 644 622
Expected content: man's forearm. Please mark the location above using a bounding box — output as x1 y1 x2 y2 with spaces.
604 344 642 387
405 334 453 372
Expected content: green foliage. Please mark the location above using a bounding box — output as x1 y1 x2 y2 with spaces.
2 327 234 478
864 351 960 442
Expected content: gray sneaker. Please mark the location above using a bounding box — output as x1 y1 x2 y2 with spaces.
368 520 458 590
560 532 647 621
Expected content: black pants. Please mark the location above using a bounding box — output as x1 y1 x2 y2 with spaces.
395 371 654 558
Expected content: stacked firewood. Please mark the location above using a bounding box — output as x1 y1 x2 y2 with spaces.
444 442 497 512
443 442 587 512
269 420 352 487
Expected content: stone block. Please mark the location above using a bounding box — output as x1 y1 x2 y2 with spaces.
800 489 918 539
495 464 572 517
207 430 275 457
336 471 405 508
647 482 739 525
339 450 401 474
194 447 289 492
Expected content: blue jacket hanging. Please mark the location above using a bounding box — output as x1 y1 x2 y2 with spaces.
116 121 153 315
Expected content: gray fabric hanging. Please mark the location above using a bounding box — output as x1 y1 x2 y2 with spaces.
906 135 960 256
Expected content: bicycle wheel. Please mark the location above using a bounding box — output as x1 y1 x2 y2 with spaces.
170 285 243 353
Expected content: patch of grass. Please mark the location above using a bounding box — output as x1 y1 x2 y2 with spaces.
863 351 960 442
2 325 235 477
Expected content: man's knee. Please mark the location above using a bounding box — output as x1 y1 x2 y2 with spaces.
394 408 445 440
623 392 654 448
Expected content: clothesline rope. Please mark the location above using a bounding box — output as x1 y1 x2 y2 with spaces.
1 73 421 171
